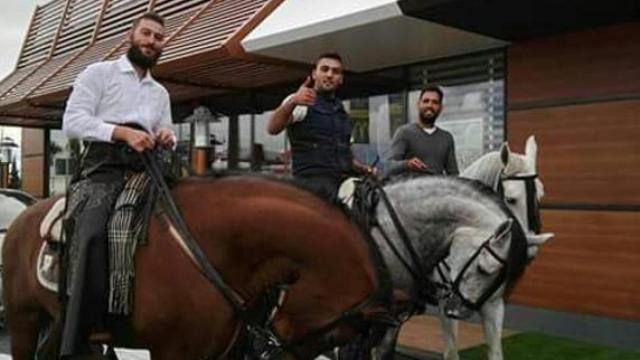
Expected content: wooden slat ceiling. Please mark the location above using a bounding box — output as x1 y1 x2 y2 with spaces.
161 0 268 63
0 0 302 127
17 0 66 69
0 54 79 106
163 57 305 89
0 65 40 99
31 6 202 102
52 0 104 57
31 37 123 99
96 0 149 42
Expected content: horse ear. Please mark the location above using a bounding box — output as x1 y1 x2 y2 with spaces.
526 233 554 259
527 232 554 246
525 135 538 171
500 142 511 167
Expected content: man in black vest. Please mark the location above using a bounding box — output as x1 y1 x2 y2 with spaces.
268 53 374 200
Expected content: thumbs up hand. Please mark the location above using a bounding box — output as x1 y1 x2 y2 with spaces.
291 76 316 106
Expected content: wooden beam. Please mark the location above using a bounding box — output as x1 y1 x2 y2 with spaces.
156 77 239 92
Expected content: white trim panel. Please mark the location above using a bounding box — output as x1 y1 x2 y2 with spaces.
242 0 507 72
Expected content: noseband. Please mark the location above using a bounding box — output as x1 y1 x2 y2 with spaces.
434 230 508 314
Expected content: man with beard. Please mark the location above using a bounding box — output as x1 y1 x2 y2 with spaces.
60 12 174 359
386 85 459 179
268 53 375 200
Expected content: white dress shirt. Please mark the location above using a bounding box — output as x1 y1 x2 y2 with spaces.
282 94 308 124
63 55 173 142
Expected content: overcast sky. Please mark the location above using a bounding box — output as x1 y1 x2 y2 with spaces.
0 1 48 79
0 1 49 142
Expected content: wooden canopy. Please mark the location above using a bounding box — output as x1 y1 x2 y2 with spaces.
0 0 307 127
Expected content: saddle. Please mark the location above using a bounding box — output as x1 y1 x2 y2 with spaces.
37 173 154 315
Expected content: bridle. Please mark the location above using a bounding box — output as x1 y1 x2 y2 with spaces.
141 151 389 360
367 178 503 314
497 173 541 234
431 172 543 317
433 223 510 316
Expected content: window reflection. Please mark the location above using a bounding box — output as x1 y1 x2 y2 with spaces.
45 51 504 180
49 130 80 195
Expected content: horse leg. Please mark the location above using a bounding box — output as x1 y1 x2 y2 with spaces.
37 314 65 359
7 308 43 360
438 304 459 360
371 325 401 360
480 297 505 360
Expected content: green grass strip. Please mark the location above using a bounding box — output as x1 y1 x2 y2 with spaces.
460 332 640 360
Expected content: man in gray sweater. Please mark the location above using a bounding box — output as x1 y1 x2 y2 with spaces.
386 85 459 179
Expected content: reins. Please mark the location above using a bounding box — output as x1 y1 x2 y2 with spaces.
140 151 388 359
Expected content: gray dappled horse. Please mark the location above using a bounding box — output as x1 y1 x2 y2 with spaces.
339 136 552 360
338 172 526 360
431 135 554 360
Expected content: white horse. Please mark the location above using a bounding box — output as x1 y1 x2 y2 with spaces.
337 166 530 360
434 135 555 360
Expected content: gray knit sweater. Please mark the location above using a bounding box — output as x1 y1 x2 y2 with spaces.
386 123 459 178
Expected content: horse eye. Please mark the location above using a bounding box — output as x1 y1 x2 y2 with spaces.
505 197 517 205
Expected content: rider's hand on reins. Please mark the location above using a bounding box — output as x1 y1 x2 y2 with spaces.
155 128 175 149
113 125 155 153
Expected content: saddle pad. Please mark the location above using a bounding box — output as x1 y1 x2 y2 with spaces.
40 197 66 242
337 177 358 209
36 240 59 292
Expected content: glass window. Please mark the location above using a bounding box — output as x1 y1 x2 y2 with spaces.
254 111 290 174
48 130 79 195
407 51 505 169
54 158 67 175
349 98 369 144
348 93 408 172
177 50 504 177
346 50 505 172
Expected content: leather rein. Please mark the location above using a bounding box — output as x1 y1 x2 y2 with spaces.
141 152 386 359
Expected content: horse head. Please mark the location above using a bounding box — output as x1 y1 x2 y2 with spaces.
376 177 518 314
497 136 554 258
437 219 512 319
463 135 554 259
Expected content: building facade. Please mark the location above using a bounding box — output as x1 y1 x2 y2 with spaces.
0 0 638 334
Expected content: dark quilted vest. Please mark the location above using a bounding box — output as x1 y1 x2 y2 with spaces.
287 95 353 177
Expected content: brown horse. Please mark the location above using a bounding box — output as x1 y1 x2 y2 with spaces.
2 176 387 359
